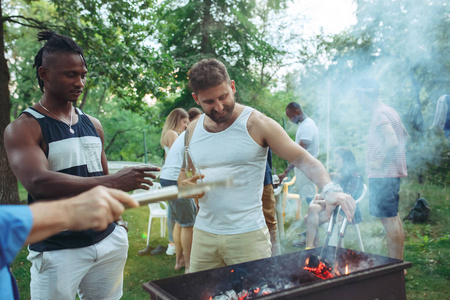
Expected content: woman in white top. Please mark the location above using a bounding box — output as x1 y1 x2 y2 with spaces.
160 108 189 157
158 108 189 258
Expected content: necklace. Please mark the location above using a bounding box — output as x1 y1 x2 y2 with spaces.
39 100 75 134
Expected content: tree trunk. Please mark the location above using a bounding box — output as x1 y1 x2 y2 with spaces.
79 87 89 110
97 86 108 115
105 129 128 154
200 0 212 54
0 3 20 204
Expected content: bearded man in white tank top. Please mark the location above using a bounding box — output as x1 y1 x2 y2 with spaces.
180 59 357 273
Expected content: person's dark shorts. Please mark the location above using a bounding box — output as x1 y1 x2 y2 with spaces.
369 177 400 218
160 178 197 227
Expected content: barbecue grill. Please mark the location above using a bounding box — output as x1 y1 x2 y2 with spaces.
143 247 411 300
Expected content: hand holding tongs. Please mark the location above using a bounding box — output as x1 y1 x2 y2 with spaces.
320 206 350 258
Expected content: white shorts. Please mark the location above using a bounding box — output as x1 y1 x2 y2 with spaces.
28 225 128 300
294 168 316 199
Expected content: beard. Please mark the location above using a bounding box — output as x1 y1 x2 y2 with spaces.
290 114 302 124
206 101 235 124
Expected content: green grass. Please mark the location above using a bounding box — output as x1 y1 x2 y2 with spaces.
11 180 450 299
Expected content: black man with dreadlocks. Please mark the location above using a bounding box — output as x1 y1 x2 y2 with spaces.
4 31 160 299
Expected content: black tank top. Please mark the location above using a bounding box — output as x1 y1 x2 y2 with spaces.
22 107 115 251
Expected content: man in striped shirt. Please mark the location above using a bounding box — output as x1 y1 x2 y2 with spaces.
357 78 408 262
4 31 159 299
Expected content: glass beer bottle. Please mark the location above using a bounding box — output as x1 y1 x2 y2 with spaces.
183 145 202 183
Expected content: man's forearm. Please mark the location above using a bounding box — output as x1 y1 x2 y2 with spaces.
283 163 295 175
24 172 110 201
26 201 69 244
291 155 331 190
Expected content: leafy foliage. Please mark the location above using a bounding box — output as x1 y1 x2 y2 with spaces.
155 0 291 119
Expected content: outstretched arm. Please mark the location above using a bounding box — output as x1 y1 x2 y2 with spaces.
278 139 311 182
4 115 159 201
26 186 138 244
254 115 356 221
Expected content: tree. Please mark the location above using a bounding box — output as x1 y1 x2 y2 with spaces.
155 0 290 119
1 0 49 204
1 0 172 204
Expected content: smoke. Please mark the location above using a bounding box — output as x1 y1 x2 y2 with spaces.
277 1 449 260
290 0 449 181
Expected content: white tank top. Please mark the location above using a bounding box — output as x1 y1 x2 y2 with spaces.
160 132 184 181
190 106 268 234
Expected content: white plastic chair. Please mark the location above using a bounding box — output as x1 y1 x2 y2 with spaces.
351 183 367 251
324 183 367 251
133 182 168 246
282 176 300 221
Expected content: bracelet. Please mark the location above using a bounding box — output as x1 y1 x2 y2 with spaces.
115 220 129 232
320 182 343 199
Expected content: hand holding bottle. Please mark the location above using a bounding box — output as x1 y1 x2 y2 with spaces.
179 173 206 199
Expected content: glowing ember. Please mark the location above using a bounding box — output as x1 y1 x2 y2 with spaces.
345 264 349 275
303 256 334 279
211 282 296 299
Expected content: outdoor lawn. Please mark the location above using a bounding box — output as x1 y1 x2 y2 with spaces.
11 180 449 299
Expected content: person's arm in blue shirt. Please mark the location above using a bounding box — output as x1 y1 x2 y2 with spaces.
0 206 32 269
1 186 139 261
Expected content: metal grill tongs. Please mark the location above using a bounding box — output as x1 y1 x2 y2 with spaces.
129 176 234 208
319 206 349 260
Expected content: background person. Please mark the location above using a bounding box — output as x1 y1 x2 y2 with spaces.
262 148 279 255
357 77 408 261
188 107 203 123
179 58 355 273
432 94 450 138
143 108 189 256
278 102 319 219
3 30 159 300
160 108 190 159
148 108 202 273
0 186 138 300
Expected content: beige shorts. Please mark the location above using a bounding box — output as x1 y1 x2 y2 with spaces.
190 227 272 273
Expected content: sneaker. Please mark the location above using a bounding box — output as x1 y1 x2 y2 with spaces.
150 244 167 255
166 243 175 255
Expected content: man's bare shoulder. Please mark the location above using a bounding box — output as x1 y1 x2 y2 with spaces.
248 108 278 129
5 112 40 135
84 112 102 127
4 112 43 147
247 108 283 147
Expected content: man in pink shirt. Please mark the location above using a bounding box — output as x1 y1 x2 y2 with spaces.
357 78 408 261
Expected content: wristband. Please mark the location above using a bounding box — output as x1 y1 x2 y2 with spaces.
115 220 129 232
320 182 343 199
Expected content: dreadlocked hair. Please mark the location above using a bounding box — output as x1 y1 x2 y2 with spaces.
33 30 87 92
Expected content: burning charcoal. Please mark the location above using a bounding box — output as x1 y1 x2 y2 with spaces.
283 282 296 290
212 294 230 300
237 289 249 299
225 290 238 300
260 285 275 296
303 254 334 279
